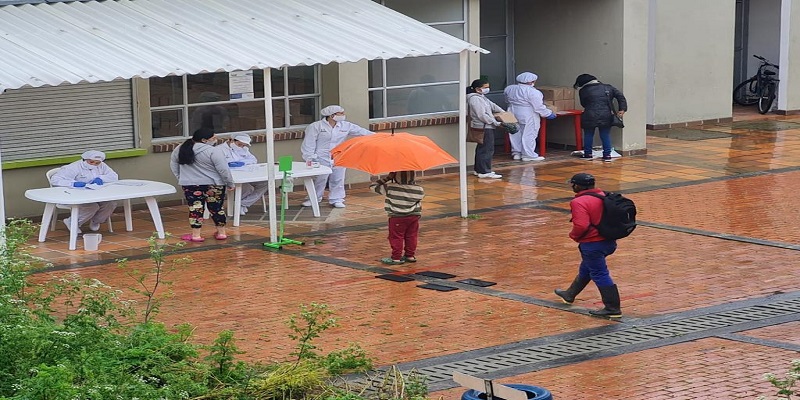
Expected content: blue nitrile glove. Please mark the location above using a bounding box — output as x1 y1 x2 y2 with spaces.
73 181 87 188
90 177 104 185
546 113 557 120
228 161 245 168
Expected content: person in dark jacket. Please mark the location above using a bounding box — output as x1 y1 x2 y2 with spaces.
573 74 627 162
554 173 622 318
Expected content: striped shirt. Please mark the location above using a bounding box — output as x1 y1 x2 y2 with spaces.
384 183 424 217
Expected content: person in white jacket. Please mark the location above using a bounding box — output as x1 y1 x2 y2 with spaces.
467 79 505 179
220 134 267 215
170 128 235 242
300 105 373 208
504 72 556 162
50 150 119 232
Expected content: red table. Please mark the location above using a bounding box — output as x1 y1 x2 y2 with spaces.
504 109 583 156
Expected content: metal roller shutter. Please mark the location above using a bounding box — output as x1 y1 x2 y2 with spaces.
0 81 134 161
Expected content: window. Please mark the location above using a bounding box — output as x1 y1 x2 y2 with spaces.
369 0 466 118
150 67 319 140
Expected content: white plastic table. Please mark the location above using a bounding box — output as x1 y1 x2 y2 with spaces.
228 162 332 227
25 179 177 250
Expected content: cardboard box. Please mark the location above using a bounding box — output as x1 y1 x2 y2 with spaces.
555 99 575 111
494 111 518 123
558 86 575 100
539 85 576 101
536 86 561 101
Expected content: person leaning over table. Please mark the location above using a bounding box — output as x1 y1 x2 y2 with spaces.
504 72 556 162
49 150 119 233
220 134 268 216
300 105 374 208
170 127 235 242
573 73 627 162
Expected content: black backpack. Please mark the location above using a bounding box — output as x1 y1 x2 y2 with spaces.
579 192 637 239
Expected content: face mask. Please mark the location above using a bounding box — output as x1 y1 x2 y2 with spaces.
480 88 490 94
332 115 346 122
205 138 218 146
84 161 99 170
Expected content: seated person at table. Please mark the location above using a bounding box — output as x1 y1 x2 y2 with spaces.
49 150 119 232
221 134 268 215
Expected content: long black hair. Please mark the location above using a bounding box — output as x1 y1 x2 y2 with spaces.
466 79 488 94
177 128 214 165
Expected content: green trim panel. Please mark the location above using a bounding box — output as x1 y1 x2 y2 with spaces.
2 148 148 170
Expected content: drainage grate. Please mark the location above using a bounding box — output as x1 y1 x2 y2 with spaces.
347 297 800 393
731 120 800 131
647 128 733 141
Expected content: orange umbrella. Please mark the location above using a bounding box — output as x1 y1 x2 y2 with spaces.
331 132 457 175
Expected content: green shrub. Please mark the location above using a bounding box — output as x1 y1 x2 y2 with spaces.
0 222 426 399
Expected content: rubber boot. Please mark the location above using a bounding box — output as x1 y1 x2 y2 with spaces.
589 284 622 318
554 275 591 304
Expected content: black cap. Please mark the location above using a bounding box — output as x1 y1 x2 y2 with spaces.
573 73 597 89
569 173 595 186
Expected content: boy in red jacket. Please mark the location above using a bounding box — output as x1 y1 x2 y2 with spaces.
554 173 622 318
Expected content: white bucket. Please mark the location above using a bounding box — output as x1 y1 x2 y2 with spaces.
83 233 102 251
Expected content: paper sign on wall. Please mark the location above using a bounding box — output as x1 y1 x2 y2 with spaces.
229 70 254 100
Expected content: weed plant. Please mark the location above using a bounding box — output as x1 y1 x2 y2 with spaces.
0 220 432 399
761 359 800 399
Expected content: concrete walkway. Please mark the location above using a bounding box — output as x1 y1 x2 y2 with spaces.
24 108 800 399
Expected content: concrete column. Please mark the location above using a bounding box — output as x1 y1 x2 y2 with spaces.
336 60 370 128
779 0 800 113
621 0 649 153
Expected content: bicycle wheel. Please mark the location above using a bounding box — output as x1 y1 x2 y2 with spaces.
758 82 776 114
733 77 759 105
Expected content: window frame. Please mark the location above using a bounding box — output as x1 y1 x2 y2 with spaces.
369 0 467 120
149 66 320 142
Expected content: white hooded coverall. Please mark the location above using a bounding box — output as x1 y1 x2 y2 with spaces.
220 142 267 209
504 83 554 158
300 118 373 204
50 160 119 228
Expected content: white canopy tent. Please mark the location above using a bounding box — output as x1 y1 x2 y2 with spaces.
0 0 486 242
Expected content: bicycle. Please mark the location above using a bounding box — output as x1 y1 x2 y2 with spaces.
733 55 779 114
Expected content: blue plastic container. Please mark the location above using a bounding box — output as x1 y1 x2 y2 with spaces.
460 383 552 400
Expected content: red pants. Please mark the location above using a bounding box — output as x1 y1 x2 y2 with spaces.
388 215 420 260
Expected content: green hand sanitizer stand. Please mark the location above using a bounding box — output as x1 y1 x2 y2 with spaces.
264 156 304 249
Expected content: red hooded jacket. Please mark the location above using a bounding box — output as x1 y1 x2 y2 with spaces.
569 188 606 242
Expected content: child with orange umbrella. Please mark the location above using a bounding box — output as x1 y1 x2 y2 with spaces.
371 171 425 265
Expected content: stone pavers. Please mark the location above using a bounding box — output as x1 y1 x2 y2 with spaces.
21 109 800 399
430 338 798 399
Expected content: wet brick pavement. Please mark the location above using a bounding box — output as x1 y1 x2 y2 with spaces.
23 108 800 399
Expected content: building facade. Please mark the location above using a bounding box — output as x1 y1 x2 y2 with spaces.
1 0 798 218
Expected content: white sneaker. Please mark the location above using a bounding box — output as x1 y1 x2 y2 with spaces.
240 206 248 216
521 156 545 162
471 171 479 176
512 154 521 160
332 202 346 208
62 218 82 233
89 221 101 232
477 172 502 179
301 200 313 207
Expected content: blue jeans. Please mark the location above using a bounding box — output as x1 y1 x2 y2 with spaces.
577 240 617 287
474 128 496 174
583 127 613 157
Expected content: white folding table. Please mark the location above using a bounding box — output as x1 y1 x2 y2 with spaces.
228 162 332 227
25 179 177 250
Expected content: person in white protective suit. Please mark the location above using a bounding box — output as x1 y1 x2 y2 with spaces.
49 150 119 232
220 134 267 215
300 105 374 208
503 72 556 162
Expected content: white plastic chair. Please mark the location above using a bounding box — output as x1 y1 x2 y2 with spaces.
46 167 114 232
